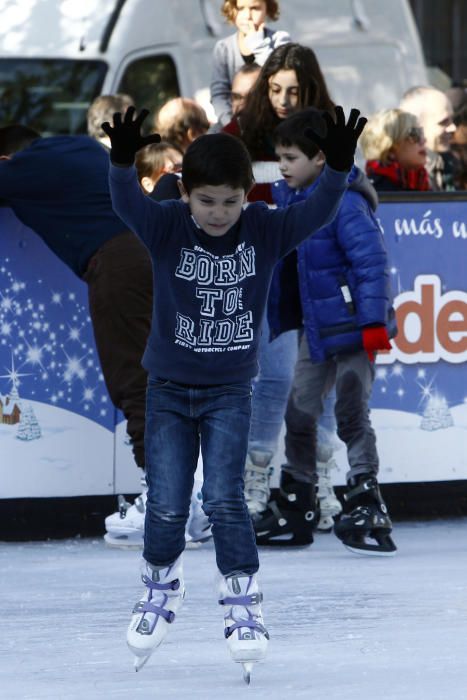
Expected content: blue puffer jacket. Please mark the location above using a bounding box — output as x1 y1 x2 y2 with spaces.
268 166 397 362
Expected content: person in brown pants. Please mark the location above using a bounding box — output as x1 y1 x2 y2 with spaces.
0 120 149 493
0 118 210 548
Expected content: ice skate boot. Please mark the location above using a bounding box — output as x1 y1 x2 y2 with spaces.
104 477 147 548
219 573 269 684
244 450 274 520
185 479 212 545
127 556 185 671
334 474 397 556
316 458 342 532
105 478 211 549
254 470 319 547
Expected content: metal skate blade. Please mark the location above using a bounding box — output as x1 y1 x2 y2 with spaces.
103 533 143 550
133 653 151 672
242 662 253 684
344 544 396 557
343 533 397 556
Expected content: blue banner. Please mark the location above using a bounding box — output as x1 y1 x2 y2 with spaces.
1 197 466 493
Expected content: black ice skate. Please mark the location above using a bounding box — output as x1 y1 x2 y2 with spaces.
334 475 397 556
254 470 319 547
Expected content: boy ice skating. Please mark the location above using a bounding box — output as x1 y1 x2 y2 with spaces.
103 105 365 679
257 108 397 554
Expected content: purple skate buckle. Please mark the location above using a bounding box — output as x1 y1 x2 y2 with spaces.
219 593 263 606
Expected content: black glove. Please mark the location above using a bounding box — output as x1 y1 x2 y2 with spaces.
305 106 367 172
101 106 161 166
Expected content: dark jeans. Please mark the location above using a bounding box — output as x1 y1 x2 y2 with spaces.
292 335 378 483
283 392 318 485
143 378 259 576
83 232 152 469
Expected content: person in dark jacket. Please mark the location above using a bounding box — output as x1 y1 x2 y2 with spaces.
0 123 152 485
0 123 211 549
253 109 398 555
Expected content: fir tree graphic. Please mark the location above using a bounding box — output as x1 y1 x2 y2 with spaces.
16 402 42 441
420 394 454 431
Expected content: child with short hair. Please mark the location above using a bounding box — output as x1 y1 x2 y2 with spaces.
258 107 398 555
211 0 290 126
102 105 365 678
135 141 183 193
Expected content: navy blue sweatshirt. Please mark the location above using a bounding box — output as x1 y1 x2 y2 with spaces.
109 164 348 384
0 136 127 277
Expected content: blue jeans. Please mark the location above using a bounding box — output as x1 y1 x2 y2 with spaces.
249 318 299 456
143 378 259 576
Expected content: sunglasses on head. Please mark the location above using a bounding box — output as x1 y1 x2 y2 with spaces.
406 126 424 143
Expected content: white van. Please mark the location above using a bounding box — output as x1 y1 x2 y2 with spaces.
0 0 428 133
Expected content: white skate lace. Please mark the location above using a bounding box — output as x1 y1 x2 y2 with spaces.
244 463 273 515
316 460 342 516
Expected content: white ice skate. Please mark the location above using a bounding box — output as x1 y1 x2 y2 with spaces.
244 451 274 519
219 573 269 684
104 490 147 548
127 556 185 671
104 479 211 549
316 458 342 532
186 481 212 543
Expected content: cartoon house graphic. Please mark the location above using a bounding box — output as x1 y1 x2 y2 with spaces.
0 393 21 425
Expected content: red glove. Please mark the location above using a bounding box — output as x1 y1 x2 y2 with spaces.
362 326 391 362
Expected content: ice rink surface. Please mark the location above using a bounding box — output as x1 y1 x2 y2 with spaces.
2 519 467 700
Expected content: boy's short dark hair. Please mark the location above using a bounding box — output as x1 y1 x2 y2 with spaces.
182 133 253 194
0 125 41 156
273 108 322 159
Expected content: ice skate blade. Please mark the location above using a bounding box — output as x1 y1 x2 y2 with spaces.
343 537 397 557
104 533 143 549
242 662 253 684
344 544 396 557
256 536 313 548
133 652 151 672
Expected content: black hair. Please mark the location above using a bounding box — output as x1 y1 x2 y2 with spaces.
273 108 322 159
239 43 335 159
0 124 41 156
182 133 253 193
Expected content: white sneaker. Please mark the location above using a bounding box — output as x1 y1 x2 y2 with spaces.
219 573 269 674
127 556 185 671
244 451 274 519
316 458 342 531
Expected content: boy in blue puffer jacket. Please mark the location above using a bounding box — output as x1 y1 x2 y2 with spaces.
258 108 398 555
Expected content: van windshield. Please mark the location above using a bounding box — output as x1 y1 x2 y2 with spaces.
0 58 107 135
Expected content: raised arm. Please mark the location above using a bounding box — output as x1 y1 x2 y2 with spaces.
101 106 161 167
103 107 172 250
